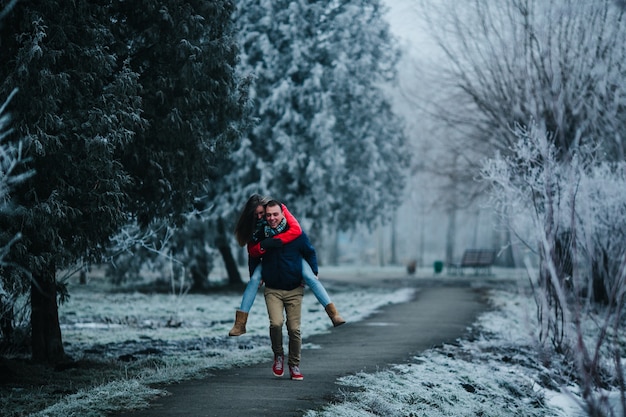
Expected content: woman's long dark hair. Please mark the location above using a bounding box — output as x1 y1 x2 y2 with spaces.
234 194 270 246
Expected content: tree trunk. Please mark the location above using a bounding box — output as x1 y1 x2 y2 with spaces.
79 263 88 285
493 219 516 268
327 229 340 266
31 263 65 363
471 209 480 249
390 211 398 265
0 298 14 345
500 228 516 267
215 218 242 285
377 223 385 267
189 249 210 291
591 248 609 305
236 245 245 267
445 207 457 265
554 231 573 292
418 208 425 267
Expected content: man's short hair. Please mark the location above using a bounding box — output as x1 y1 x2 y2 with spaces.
265 199 283 211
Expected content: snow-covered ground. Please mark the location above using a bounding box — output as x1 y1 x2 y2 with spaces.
24 266 621 416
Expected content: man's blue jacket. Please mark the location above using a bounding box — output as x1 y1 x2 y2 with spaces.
249 233 318 291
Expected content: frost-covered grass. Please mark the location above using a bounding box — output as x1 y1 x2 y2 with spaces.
303 285 625 417
2 266 623 417
303 289 578 417
2 266 415 417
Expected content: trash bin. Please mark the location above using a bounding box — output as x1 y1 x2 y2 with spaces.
433 260 444 274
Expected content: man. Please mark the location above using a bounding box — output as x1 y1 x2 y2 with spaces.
249 200 318 381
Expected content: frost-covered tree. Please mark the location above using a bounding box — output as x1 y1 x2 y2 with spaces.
102 0 248 289
320 1 409 228
109 0 246 225
482 125 626 415
0 0 245 362
419 0 626 270
422 0 626 162
205 0 410 283
0 0 143 363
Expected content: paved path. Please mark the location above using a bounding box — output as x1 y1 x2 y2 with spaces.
116 283 487 417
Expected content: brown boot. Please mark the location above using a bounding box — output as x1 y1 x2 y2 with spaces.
228 310 248 336
324 303 346 327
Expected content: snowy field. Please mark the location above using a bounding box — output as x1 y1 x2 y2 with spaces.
6 266 621 416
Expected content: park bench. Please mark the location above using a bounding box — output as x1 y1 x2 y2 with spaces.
448 249 496 275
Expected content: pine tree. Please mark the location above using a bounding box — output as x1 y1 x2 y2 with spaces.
237 0 409 232
0 0 143 362
0 0 245 362
203 0 409 282
110 0 245 226
320 1 409 229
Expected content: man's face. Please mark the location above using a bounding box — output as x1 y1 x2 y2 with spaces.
254 205 265 220
265 204 284 229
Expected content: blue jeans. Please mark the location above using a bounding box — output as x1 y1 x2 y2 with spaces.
238 260 332 312
239 264 263 312
301 260 331 307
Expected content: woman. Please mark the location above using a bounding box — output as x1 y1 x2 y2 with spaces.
228 194 346 336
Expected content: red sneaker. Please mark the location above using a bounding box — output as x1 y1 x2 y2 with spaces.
272 354 284 377
289 365 304 381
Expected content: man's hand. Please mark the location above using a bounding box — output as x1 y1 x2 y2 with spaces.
260 238 282 250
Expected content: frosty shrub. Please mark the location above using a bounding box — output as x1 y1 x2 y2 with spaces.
482 124 626 416
105 218 217 292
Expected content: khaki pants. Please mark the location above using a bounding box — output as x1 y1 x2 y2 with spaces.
264 286 304 367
